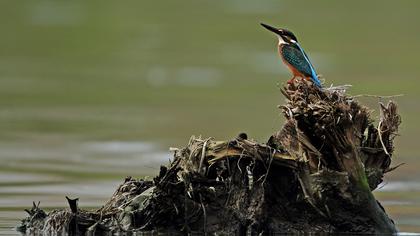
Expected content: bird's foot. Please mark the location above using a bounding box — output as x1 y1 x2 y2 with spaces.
287 76 296 85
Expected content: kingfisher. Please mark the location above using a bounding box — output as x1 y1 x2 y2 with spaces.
261 23 322 87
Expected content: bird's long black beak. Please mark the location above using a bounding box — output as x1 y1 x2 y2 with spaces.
260 23 283 36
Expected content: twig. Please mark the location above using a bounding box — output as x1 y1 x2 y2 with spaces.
325 84 352 92
237 150 245 174
262 149 275 185
297 174 327 218
352 94 404 99
385 162 405 173
199 139 210 175
377 121 390 156
199 194 207 234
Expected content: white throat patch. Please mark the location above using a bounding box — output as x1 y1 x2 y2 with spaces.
277 36 286 45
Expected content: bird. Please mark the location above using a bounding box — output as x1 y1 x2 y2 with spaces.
260 23 322 87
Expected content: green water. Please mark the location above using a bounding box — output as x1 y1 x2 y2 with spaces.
0 1 420 234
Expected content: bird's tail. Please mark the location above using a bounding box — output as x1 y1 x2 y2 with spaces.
296 42 322 88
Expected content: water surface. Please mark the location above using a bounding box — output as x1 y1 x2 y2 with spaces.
1 0 420 234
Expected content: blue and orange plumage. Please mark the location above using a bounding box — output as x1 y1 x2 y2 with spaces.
261 23 322 88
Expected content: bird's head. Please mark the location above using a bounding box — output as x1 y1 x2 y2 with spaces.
260 23 298 45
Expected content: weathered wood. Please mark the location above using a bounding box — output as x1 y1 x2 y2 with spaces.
17 79 400 234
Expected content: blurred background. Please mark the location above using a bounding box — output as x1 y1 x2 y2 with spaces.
0 0 419 233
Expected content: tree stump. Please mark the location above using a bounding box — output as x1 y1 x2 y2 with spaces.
17 80 401 234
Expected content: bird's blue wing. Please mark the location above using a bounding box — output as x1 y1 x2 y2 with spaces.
281 44 312 77
296 42 322 86
281 44 322 87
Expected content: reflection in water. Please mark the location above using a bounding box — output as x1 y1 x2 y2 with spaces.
379 181 420 192
28 2 85 26
146 66 222 87
0 141 172 234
